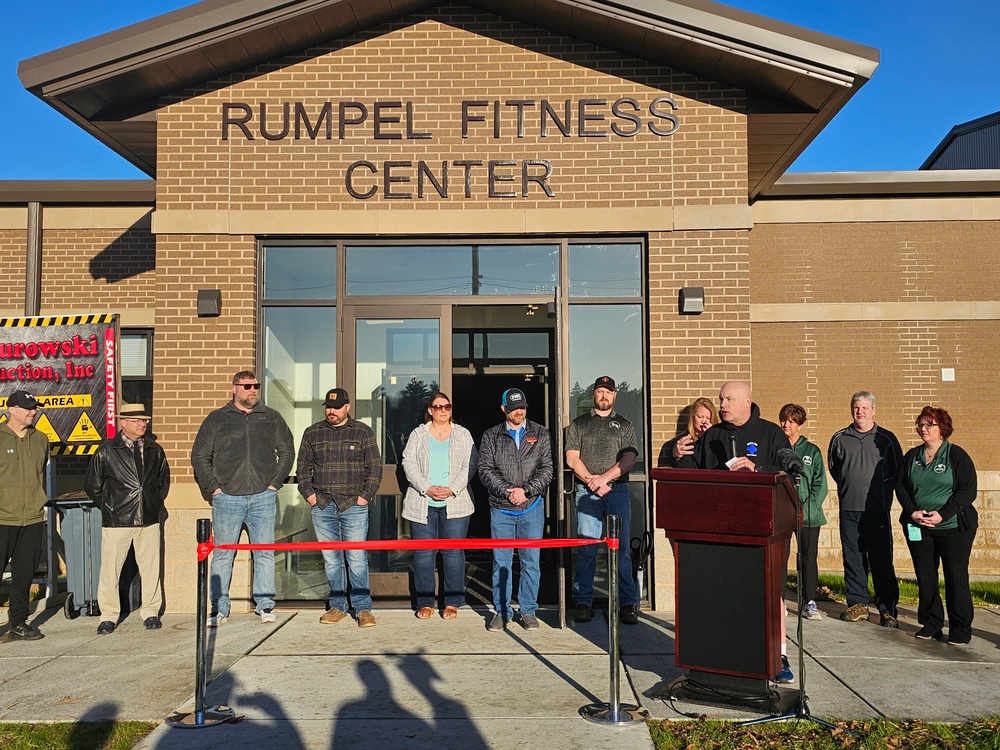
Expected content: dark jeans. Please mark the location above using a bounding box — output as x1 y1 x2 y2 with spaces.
840 510 898 615
410 508 470 610
0 522 44 626
906 526 976 640
795 526 822 603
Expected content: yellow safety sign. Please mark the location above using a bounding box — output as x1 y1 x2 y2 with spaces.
0 394 93 409
67 412 100 442
32 413 61 444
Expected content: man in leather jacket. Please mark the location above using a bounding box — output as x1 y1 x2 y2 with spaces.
85 403 170 634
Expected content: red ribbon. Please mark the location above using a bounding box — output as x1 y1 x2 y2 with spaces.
197 534 610 561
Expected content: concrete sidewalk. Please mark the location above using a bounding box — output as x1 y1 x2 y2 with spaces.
1 600 998 749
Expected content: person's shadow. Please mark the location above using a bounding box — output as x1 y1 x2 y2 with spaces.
332 658 435 747
398 652 489 749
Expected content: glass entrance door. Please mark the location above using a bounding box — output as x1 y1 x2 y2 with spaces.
342 305 449 597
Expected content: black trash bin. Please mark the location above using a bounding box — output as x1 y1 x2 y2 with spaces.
53 491 140 619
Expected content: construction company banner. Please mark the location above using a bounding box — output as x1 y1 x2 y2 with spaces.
0 315 118 455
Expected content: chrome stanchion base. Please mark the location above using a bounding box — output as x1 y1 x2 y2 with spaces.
165 705 237 728
579 702 648 725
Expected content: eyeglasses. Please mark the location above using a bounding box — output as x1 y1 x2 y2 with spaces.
916 422 939 429
430 404 452 411
237 383 261 391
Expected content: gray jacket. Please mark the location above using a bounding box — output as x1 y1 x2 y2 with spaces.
827 423 902 512
478 419 553 511
401 422 478 524
191 401 294 497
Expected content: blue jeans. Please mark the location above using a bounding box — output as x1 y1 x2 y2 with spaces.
490 502 543 618
210 490 276 616
311 502 372 613
411 508 471 609
572 483 637 607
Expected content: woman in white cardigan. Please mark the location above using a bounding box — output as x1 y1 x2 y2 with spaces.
402 391 478 619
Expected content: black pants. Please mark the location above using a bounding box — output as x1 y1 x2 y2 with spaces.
905 526 976 640
840 510 898 615
0 523 44 626
794 525 822 602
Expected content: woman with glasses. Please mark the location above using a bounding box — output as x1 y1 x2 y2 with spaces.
895 406 978 644
402 392 478 620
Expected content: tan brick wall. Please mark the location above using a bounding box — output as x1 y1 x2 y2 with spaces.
157 9 745 212
0 230 28 310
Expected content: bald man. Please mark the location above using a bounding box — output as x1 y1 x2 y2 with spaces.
692 381 787 472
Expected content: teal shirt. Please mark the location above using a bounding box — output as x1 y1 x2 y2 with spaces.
427 436 451 508
907 441 957 530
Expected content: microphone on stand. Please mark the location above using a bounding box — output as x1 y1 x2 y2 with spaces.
728 431 737 461
777 447 804 476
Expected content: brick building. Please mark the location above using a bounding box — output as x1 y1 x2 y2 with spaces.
4 0 998 614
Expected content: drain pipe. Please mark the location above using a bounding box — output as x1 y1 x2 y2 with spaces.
25 201 42 315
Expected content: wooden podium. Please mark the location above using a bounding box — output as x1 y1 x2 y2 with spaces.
650 467 799 709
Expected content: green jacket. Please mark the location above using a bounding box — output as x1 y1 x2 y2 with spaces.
0 423 49 526
793 436 828 528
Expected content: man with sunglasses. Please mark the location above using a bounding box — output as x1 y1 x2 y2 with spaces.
0 390 48 640
192 370 294 626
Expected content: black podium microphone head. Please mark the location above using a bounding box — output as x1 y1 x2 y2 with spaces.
777 447 804 475
728 431 737 460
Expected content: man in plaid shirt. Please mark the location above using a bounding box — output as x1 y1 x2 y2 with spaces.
297 388 382 628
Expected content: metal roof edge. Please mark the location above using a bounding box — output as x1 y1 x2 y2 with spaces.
0 180 157 205
762 170 1000 198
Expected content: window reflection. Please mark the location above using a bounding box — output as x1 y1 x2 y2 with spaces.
346 244 558 296
568 304 645 472
569 243 642 297
263 246 336 300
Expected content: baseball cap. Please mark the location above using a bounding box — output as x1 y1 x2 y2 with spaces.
501 388 529 411
323 388 351 408
593 375 616 392
6 390 39 410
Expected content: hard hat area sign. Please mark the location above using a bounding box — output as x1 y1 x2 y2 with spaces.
0 316 118 446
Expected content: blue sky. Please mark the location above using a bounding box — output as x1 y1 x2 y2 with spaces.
3 0 998 179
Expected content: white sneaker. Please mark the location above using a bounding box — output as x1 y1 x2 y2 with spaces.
207 613 229 628
259 608 276 624
803 601 823 621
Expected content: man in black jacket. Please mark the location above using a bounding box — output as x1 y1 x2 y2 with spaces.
85 403 170 633
692 381 787 472
191 370 294 626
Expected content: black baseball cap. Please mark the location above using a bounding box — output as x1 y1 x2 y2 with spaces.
593 375 616 392
501 388 529 411
323 388 351 408
6 390 39 410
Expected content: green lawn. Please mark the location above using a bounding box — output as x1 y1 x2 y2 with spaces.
788 573 1000 609
0 722 156 750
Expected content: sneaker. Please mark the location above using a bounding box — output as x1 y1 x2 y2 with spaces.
620 605 640 625
947 633 971 646
96 621 116 635
880 612 899 629
259 608 277 624
487 613 506 632
206 612 229 628
356 610 376 628
143 616 162 630
574 603 594 623
320 607 348 624
840 603 869 622
803 601 823 621
9 622 43 641
774 655 794 684
519 612 539 630
915 624 943 640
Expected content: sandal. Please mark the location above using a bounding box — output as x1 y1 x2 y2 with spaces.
416 607 434 620
442 606 459 620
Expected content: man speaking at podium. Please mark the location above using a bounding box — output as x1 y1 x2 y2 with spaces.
691 381 786 472
689 380 795 683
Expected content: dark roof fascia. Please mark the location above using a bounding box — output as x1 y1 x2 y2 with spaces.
920 111 1000 170
762 170 1000 199
0 180 156 206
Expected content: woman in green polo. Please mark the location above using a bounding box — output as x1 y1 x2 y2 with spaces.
896 406 978 645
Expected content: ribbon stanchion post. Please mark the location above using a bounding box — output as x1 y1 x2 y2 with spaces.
166 518 236 729
579 515 648 725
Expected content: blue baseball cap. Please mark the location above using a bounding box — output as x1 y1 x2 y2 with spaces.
501 388 528 411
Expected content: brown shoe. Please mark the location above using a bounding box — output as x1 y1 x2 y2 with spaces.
320 607 348 624
357 610 377 628
840 603 869 622
416 607 433 620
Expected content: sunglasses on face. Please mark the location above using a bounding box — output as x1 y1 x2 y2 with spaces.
430 404 452 411
237 383 262 391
